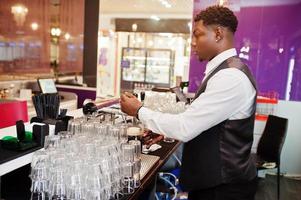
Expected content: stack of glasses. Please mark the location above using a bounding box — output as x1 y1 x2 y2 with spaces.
143 91 186 114
143 91 186 143
30 117 142 200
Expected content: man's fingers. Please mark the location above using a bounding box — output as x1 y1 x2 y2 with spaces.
146 135 164 148
121 92 137 102
120 94 127 101
124 92 135 98
121 93 132 101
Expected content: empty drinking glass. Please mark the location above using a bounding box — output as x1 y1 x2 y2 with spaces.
122 144 135 163
122 162 134 194
44 135 61 150
30 179 49 200
132 158 141 188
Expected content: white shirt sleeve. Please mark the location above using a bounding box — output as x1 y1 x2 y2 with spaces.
138 68 256 142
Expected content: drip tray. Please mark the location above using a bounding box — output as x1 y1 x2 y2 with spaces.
140 154 160 179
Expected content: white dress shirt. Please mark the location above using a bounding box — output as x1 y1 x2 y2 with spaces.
138 48 256 142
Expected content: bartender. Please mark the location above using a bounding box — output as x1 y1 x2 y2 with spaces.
121 5 257 200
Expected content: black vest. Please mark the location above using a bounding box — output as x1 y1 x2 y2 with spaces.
180 57 257 191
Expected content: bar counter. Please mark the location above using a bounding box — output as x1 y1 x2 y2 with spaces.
0 108 181 199
125 140 181 200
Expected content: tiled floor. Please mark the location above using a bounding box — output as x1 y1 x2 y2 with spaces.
157 174 301 200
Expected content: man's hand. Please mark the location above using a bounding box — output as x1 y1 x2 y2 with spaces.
143 131 164 148
120 92 143 117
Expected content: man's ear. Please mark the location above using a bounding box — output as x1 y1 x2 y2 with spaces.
215 26 224 42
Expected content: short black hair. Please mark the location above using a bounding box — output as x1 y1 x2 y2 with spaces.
194 5 238 33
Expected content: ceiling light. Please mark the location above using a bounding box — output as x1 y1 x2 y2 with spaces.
159 0 172 8
151 15 160 21
188 22 192 31
11 4 28 27
132 23 138 32
64 33 71 40
163 1 170 7
51 27 61 37
218 0 229 6
31 22 38 31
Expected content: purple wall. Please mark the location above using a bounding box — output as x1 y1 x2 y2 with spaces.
189 1 301 101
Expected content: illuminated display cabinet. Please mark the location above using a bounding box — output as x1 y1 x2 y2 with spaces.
121 47 174 90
